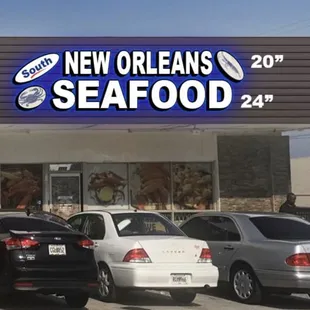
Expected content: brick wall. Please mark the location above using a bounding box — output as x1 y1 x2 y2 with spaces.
217 135 291 212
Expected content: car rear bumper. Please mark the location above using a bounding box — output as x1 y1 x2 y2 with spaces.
110 263 219 289
13 279 99 293
256 269 310 291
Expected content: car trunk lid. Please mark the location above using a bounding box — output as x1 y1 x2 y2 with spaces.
7 230 94 266
125 236 207 263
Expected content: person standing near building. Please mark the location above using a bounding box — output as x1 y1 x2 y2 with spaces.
279 193 297 213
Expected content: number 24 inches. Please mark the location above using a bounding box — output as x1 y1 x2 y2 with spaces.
241 94 274 109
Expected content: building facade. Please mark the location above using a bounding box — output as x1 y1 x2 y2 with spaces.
0 126 291 223
0 37 304 222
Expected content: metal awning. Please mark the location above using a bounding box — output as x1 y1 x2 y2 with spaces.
0 124 308 134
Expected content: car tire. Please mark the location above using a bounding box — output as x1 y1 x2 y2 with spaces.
65 292 89 308
170 290 196 304
230 264 263 304
98 264 128 302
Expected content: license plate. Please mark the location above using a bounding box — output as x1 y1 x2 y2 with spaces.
48 244 66 256
171 274 188 285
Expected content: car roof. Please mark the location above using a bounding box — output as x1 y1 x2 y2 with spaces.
185 211 299 220
0 213 64 224
0 212 68 222
0 212 29 218
0 212 74 229
71 209 161 216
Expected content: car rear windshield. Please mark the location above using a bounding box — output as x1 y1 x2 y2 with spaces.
0 217 71 232
250 216 310 240
111 213 185 237
30 212 71 228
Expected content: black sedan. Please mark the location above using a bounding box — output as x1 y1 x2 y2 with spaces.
0 213 99 308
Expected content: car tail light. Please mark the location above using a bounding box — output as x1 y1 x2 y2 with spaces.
198 248 212 263
286 253 310 266
4 238 39 250
15 282 33 288
78 239 95 250
123 248 151 263
87 282 99 287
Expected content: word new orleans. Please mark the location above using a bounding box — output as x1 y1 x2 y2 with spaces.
51 50 237 111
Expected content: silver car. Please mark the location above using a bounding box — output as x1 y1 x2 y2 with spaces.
180 211 310 304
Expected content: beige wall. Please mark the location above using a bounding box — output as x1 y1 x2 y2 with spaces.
0 131 217 163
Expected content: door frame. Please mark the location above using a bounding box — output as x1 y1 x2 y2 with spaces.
49 172 82 212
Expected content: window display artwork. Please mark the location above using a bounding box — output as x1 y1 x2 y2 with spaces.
129 163 171 210
0 162 214 212
172 163 213 210
86 164 128 208
0 164 43 209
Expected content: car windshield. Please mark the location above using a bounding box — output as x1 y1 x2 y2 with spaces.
111 213 185 237
250 216 310 240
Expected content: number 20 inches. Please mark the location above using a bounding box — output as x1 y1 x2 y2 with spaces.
251 55 284 69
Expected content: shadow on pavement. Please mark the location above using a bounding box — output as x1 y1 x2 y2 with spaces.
204 287 310 309
120 291 200 308
93 291 200 308
0 292 88 310
264 295 310 310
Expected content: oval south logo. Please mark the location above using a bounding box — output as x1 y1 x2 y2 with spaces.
13 53 59 84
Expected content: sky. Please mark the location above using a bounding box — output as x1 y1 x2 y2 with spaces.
1 0 310 157
1 0 310 36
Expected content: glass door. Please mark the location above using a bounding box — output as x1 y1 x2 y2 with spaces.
49 173 81 219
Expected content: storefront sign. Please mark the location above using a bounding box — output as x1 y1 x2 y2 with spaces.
0 37 309 123
14 50 242 112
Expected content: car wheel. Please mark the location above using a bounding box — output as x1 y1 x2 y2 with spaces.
230 265 262 304
98 264 128 302
98 264 117 302
65 292 89 308
170 290 196 304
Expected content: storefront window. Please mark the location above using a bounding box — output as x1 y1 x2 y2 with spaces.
129 163 171 210
172 163 213 210
0 164 43 210
50 174 81 219
85 163 128 208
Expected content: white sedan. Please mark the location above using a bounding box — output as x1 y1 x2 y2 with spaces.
67 210 218 304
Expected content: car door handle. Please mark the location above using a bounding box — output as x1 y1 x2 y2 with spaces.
224 245 234 250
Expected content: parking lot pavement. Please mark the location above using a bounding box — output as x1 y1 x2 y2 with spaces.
0 290 310 310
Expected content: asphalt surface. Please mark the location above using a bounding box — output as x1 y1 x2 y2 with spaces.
1 289 310 310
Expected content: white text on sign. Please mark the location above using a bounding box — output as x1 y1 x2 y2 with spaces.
251 55 284 69
240 94 274 109
51 50 237 111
